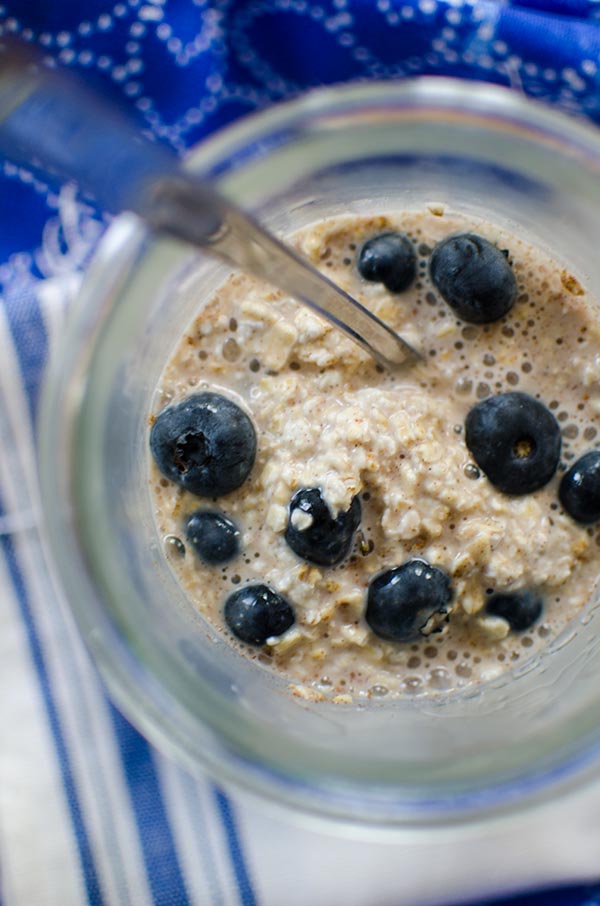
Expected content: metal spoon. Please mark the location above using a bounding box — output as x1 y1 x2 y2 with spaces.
0 44 420 368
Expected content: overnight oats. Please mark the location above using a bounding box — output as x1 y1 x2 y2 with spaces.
148 208 600 703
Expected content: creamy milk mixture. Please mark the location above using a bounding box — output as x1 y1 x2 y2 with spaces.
149 208 600 702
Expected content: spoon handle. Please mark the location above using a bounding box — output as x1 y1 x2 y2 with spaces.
146 175 420 368
0 46 420 368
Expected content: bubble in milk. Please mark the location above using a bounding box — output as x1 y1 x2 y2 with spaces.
164 535 185 560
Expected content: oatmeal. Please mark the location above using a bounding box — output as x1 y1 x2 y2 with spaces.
149 209 600 701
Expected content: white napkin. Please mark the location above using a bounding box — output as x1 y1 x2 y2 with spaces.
2 202 600 906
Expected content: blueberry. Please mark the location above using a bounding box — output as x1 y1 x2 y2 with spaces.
185 510 240 564
357 232 416 293
465 392 561 495
429 233 517 323
366 559 452 643
486 589 543 632
150 392 256 496
224 584 295 646
559 450 600 523
285 488 361 566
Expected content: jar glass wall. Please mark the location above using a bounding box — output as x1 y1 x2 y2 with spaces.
39 79 600 829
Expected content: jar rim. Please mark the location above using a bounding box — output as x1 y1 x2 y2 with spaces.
38 77 600 830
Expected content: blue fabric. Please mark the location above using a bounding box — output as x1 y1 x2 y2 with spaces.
2 2 600 905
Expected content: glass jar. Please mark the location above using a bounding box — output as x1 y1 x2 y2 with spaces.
39 78 600 830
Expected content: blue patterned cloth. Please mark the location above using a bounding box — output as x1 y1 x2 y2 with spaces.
2 2 600 905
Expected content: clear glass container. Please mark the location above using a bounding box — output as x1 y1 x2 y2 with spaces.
39 78 600 830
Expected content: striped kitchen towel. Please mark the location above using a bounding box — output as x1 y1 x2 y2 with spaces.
3 1 600 904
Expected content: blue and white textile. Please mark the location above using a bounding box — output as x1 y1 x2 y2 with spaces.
3 2 600 904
